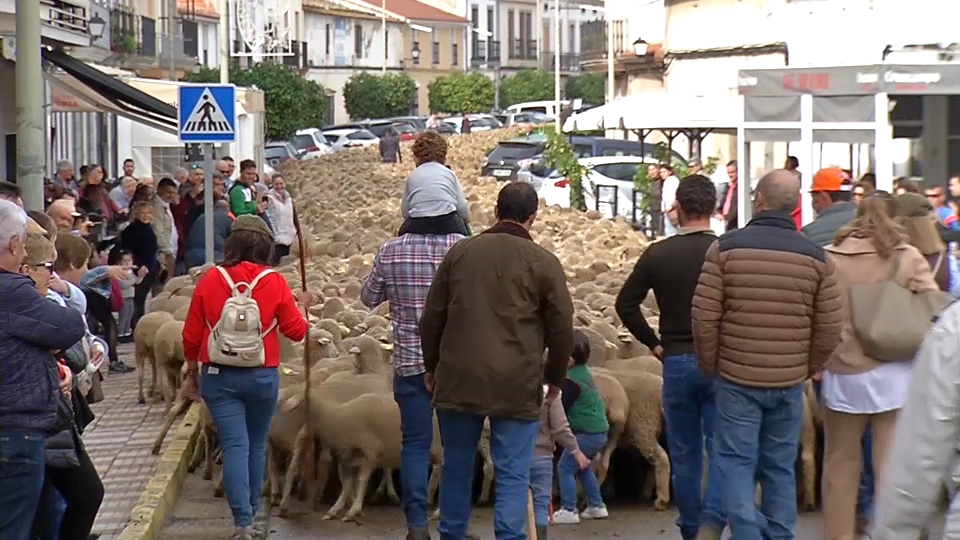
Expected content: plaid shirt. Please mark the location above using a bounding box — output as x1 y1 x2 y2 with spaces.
361 233 464 376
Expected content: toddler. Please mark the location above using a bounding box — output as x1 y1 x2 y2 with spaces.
111 248 147 340
553 330 610 524
399 132 471 236
531 383 589 540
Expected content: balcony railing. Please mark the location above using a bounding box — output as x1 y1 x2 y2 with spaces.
510 39 537 60
110 7 162 56
580 19 629 62
471 40 501 65
540 52 581 73
432 41 440 65
42 0 90 35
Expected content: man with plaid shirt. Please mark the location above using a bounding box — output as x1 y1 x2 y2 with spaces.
361 231 465 540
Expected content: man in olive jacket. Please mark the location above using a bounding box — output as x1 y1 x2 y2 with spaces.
421 182 574 540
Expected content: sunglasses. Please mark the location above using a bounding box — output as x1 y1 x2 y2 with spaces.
31 262 54 271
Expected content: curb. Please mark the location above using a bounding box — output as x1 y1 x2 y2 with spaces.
116 404 202 540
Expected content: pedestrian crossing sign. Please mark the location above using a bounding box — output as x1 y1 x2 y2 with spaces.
177 84 237 144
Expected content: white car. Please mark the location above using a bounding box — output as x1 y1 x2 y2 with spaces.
321 128 380 152
537 156 657 220
443 114 502 134
292 128 333 160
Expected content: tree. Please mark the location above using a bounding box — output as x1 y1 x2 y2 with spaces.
542 126 588 210
499 69 553 108
427 72 495 114
342 72 418 120
182 63 327 141
565 73 604 105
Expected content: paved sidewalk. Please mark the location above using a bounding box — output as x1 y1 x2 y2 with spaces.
84 343 175 540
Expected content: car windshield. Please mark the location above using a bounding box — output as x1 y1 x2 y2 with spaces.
265 145 292 160
487 142 541 162
292 134 316 150
472 117 500 128
366 123 392 137
347 130 377 140
393 123 415 134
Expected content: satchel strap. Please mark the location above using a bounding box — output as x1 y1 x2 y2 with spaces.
932 251 945 275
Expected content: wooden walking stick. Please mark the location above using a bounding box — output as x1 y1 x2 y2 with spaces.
292 205 311 403
527 488 538 540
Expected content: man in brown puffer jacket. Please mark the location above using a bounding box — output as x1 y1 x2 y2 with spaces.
691 169 844 540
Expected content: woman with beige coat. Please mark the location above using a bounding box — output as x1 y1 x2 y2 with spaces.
821 192 940 540
894 192 960 295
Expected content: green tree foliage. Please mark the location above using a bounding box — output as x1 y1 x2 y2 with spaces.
342 72 418 120
564 73 604 105
499 69 554 108
427 72 495 114
542 127 588 210
182 63 327 141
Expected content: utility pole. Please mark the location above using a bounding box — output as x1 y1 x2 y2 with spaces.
219 0 231 158
168 0 177 81
15 0 44 211
381 0 387 72
535 0 542 67
605 0 614 103
552 0 560 131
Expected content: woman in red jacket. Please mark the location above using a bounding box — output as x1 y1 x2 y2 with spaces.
180 215 310 540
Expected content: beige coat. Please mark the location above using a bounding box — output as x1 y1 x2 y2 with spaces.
824 236 939 375
151 196 176 257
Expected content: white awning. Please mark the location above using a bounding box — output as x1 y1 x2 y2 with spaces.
564 93 744 134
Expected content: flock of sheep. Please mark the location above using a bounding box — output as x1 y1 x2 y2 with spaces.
133 129 825 525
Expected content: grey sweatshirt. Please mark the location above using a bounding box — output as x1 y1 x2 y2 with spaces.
401 162 470 221
536 389 581 457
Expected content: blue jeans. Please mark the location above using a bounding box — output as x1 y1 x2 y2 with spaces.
662 354 725 539
557 432 607 511
40 490 67 540
716 379 803 540
394 373 434 529
529 456 554 527
437 409 539 540
0 428 46 540
201 365 279 527
812 381 874 521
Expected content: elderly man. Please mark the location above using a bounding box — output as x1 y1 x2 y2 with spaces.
138 175 155 189
152 178 179 278
172 167 189 188
109 176 138 215
692 169 843 540
688 157 703 176
420 182 574 540
52 161 78 193
0 199 87 539
47 199 82 234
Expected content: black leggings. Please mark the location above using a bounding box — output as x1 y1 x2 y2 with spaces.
398 212 469 236
83 289 119 366
271 244 291 266
31 449 104 540
132 271 157 329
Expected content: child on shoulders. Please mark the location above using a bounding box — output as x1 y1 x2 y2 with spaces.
399 132 471 237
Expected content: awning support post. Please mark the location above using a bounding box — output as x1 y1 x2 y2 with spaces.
203 143 215 264
15 0 44 211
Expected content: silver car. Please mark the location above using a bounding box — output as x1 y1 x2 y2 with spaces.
321 128 380 152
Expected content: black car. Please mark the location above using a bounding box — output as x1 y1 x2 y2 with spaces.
480 138 547 181
264 141 302 167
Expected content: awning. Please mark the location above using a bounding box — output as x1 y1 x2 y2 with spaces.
563 93 743 133
42 47 177 132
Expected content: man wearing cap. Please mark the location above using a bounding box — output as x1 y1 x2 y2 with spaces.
801 168 856 247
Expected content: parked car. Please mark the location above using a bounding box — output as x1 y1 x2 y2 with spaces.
538 156 656 220
480 137 547 181
291 128 333 160
321 128 380 152
502 111 555 128
264 141 302 168
444 114 503 134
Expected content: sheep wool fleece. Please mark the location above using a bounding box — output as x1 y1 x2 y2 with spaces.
565 365 609 434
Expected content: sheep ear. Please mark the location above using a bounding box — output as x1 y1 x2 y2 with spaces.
380 343 394 352
281 395 303 412
338 325 350 337
604 341 617 350
318 337 331 345
617 335 632 343
348 346 361 354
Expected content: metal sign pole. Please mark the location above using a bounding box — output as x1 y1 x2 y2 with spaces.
203 143 215 264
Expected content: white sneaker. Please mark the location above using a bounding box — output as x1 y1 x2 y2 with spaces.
580 505 608 520
552 508 580 524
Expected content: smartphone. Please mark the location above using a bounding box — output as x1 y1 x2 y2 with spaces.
261 196 269 202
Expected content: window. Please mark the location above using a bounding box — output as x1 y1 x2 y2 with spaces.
507 10 514 58
347 130 377 140
150 146 192 179
451 29 458 65
354 24 363 58
471 5 479 27
325 24 331 56
568 23 575 53
486 7 493 36
432 28 439 64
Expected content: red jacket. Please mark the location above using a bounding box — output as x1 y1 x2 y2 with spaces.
791 196 803 230
182 261 308 367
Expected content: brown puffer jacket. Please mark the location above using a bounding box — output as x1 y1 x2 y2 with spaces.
692 211 844 388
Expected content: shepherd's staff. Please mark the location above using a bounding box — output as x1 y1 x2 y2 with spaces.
292 205 311 407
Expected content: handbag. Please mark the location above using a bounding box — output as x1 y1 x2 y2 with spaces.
50 390 76 435
849 251 951 362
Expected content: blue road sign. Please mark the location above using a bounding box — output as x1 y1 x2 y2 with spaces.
178 84 237 144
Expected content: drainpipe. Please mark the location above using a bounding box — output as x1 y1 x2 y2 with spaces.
219 0 230 158
15 0 44 211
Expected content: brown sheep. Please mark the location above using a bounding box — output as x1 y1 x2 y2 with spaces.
134 311 174 404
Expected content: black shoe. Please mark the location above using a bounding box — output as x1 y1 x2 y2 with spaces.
109 362 135 374
118 334 134 344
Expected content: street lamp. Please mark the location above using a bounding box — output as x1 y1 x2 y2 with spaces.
633 37 648 57
89 14 107 39
411 42 421 61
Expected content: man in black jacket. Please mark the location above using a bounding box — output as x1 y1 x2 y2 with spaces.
0 200 87 540
615 175 727 540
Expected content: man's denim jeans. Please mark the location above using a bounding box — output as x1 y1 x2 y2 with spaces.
812 380 874 521
0 428 46 540
716 379 803 540
529 456 554 527
39 489 67 540
394 373 434 529
437 409 539 540
662 354 725 540
201 365 279 527
557 432 607 511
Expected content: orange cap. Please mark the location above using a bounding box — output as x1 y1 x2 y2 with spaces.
811 168 852 192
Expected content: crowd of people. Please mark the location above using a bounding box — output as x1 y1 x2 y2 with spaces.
0 152 300 540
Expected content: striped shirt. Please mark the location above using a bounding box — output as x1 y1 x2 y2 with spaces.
360 233 465 376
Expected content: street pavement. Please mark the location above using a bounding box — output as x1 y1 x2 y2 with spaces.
83 343 176 539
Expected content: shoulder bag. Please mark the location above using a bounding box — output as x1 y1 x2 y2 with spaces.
849 251 952 362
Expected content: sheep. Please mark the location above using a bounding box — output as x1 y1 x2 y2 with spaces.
162 275 193 293
173 304 190 322
134 311 174 404
153 320 187 411
591 370 630 485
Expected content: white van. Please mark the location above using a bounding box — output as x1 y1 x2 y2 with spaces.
505 100 570 118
